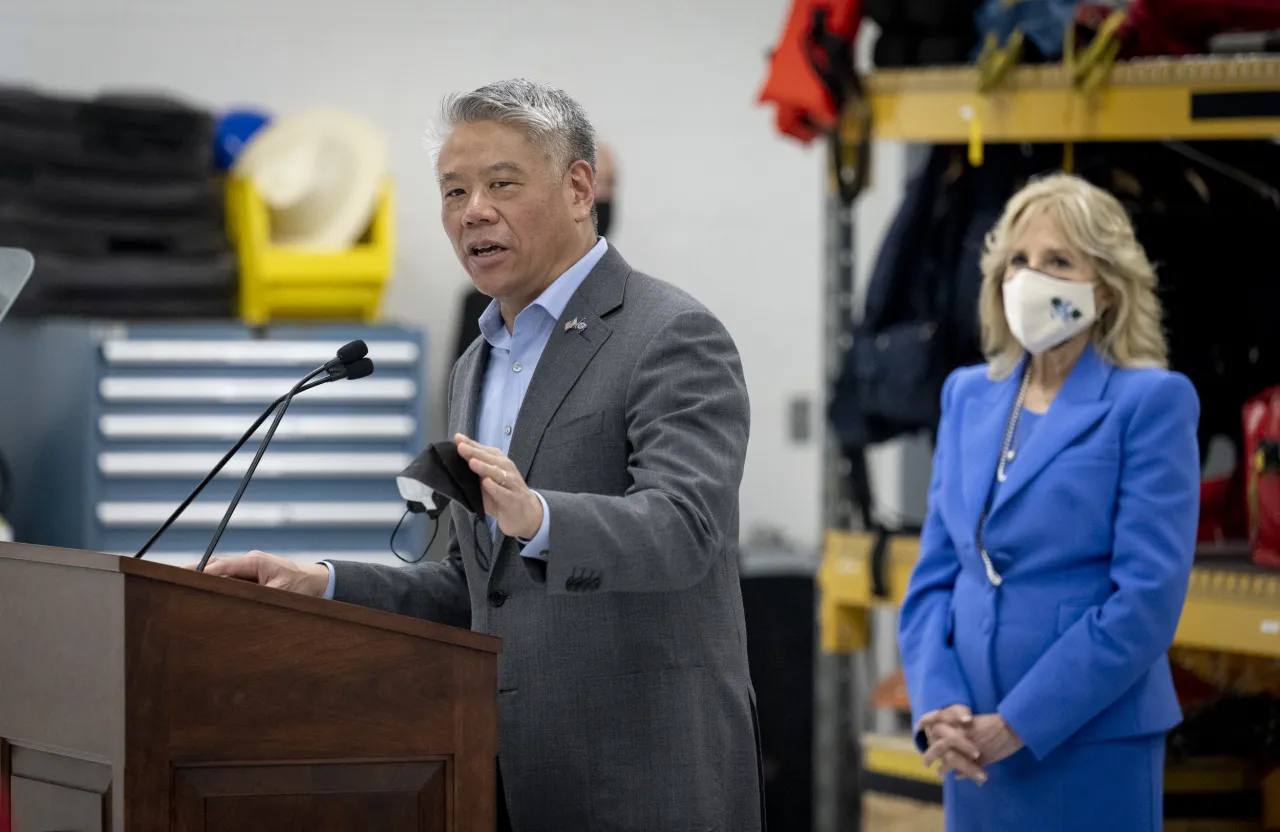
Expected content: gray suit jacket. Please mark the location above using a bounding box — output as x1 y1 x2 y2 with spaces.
330 245 763 831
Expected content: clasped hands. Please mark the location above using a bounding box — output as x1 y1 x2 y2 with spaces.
917 705 1024 785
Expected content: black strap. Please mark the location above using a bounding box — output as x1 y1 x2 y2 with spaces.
847 447 876 531
0 449 11 515
808 8 869 204
870 528 892 598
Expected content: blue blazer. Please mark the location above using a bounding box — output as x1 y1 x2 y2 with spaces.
899 344 1201 761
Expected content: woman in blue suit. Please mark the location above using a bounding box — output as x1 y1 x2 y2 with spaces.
898 173 1200 831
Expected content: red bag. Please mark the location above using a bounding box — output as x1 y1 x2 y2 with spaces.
758 0 860 142
1198 471 1248 544
1243 386 1280 568
1120 0 1280 57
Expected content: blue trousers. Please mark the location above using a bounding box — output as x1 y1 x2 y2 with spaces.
944 733 1165 832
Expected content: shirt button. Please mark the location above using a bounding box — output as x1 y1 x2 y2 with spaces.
504 425 513 436
512 361 523 373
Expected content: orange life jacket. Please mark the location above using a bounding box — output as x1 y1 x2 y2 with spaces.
757 0 861 143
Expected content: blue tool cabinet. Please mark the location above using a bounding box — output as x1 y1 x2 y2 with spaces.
0 321 427 566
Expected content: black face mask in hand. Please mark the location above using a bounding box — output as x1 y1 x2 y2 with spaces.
596 201 612 238
396 442 484 516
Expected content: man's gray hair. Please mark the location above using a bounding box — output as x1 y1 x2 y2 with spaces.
437 79 597 175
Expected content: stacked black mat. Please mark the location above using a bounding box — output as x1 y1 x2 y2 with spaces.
0 85 236 318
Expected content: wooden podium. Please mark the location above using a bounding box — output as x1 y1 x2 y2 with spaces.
0 543 500 832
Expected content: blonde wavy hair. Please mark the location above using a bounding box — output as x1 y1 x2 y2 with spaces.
978 172 1168 380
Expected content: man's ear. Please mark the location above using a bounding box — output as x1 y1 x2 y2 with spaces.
566 159 595 222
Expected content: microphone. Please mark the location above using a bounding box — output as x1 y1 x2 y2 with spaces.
324 339 368 373
331 357 374 381
133 340 373 561
195 350 377 572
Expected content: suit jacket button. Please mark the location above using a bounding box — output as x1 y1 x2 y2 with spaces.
589 576 601 590
488 590 509 608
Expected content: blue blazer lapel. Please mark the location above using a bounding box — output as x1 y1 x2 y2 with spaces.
989 345 1114 518
960 359 1023 527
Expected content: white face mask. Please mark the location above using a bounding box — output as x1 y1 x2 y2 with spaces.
1001 268 1097 355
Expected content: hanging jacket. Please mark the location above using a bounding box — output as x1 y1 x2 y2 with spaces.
758 0 860 142
829 145 1047 452
973 0 1081 60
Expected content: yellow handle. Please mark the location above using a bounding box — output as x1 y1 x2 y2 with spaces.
1069 10 1127 92
962 105 984 167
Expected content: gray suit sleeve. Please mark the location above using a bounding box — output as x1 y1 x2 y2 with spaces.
328 517 471 627
540 307 749 594
326 357 472 627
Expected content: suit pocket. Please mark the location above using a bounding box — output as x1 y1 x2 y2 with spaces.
541 409 603 451
1055 444 1121 466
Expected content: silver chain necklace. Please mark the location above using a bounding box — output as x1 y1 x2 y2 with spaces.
996 366 1033 483
977 364 1032 587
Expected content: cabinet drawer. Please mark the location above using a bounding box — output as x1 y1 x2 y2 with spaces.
96 500 406 528
102 338 420 367
99 377 415 404
98 412 417 442
97 451 412 478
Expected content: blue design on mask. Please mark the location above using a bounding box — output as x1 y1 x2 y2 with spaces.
1050 297 1084 323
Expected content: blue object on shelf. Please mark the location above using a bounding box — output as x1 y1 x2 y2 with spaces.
213 109 272 172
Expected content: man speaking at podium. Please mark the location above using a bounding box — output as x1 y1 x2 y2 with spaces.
203 79 764 832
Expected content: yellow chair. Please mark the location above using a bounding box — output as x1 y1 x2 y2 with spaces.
226 176 395 325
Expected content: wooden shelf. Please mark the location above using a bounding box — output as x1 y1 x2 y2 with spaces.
866 56 1280 144
820 531 1280 658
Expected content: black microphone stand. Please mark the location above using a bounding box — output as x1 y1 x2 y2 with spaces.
132 368 343 558
132 370 336 559
193 356 374 573
193 365 325 573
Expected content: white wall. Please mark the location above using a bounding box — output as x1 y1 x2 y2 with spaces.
1 0 831 549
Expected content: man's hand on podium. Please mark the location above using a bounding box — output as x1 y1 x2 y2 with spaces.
194 551 329 596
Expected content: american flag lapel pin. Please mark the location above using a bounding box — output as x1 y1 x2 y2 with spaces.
565 317 587 333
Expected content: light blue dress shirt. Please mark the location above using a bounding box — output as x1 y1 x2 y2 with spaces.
322 237 607 599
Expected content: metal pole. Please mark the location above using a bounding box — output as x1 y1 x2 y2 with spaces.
815 130 861 832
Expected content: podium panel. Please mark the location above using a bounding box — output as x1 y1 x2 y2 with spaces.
0 543 500 832
173 759 446 831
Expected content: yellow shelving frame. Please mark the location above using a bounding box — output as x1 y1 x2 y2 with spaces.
820 531 1280 659
866 56 1280 146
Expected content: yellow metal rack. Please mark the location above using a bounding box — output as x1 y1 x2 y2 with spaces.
820 531 1280 658
867 56 1280 150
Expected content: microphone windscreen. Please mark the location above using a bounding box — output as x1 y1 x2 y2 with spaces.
337 339 369 363
344 358 375 380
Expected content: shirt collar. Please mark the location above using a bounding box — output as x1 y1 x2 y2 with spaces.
478 237 609 347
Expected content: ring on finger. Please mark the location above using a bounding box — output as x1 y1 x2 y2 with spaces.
501 470 508 487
